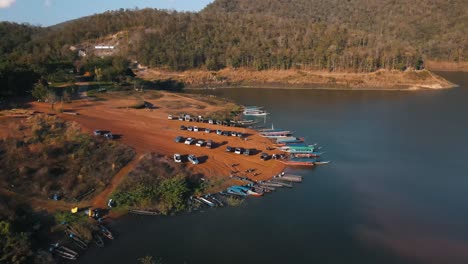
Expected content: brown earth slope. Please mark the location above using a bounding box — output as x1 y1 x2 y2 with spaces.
137 68 455 90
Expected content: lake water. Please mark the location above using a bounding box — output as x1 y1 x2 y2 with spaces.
80 72 468 264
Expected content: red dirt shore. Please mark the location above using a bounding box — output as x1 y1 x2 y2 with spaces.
24 91 285 211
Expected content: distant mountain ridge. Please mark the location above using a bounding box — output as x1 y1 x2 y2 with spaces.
1 0 467 72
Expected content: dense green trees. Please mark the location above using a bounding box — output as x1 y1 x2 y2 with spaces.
0 0 467 96
0 221 32 264
112 154 196 215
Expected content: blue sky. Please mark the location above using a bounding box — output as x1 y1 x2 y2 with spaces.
0 0 214 26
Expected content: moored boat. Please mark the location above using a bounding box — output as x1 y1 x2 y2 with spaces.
198 197 216 207
281 160 315 166
314 161 331 165
291 152 323 158
273 174 303 182
98 225 114 240
275 137 305 144
226 187 247 196
93 232 104 248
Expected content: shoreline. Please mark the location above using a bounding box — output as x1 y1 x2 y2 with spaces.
137 68 457 91
185 84 457 92
4 92 287 214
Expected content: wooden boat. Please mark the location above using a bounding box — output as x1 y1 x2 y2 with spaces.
93 232 104 248
261 133 293 139
50 243 78 260
243 109 269 116
206 195 224 207
247 189 263 197
291 152 323 158
260 130 293 135
256 184 276 191
128 209 161 216
281 160 315 166
98 225 114 240
279 145 315 152
268 180 293 188
65 230 88 249
198 197 216 207
276 137 305 144
314 161 331 165
226 188 247 196
286 149 318 154
273 174 303 182
258 181 283 188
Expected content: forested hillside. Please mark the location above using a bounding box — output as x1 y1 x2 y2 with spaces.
1 0 467 96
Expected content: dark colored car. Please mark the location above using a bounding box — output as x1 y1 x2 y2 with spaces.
226 146 233 152
180 125 187 130
260 153 269 160
243 149 251 156
175 136 184 143
206 140 213 149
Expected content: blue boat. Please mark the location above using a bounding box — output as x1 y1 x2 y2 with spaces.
227 187 247 196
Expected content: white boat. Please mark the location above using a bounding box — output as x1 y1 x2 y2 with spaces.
243 109 268 116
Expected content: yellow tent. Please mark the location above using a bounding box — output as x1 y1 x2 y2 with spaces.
71 207 79 214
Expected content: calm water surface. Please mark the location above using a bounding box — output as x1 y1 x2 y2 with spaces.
81 72 468 264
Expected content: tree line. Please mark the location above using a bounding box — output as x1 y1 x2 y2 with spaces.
1 0 467 96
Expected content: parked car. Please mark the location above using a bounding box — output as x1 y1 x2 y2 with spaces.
104 133 114 139
173 154 182 163
194 126 199 132
222 131 230 136
216 129 223 135
231 131 237 137
206 140 213 149
187 126 194 131
93 130 105 136
188 155 199 164
168 115 173 120
178 116 184 121
234 147 243 154
205 128 211 133
208 119 214 124
175 136 184 143
236 132 243 137
185 138 194 145
216 120 222 125
180 125 187 130
226 146 233 152
260 153 269 160
196 140 205 147
243 149 251 156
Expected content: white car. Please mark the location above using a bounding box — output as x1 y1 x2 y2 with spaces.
184 138 194 145
168 115 173 120
194 126 199 132
187 126 193 131
216 129 222 135
205 128 211 133
208 119 214 124
234 148 243 154
196 140 205 147
174 154 182 163
188 155 199 164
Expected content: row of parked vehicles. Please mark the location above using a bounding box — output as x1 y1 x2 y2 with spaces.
175 136 213 148
168 114 234 126
180 125 244 137
225 146 251 156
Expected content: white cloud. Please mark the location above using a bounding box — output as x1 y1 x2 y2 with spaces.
44 0 52 7
0 0 16 8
